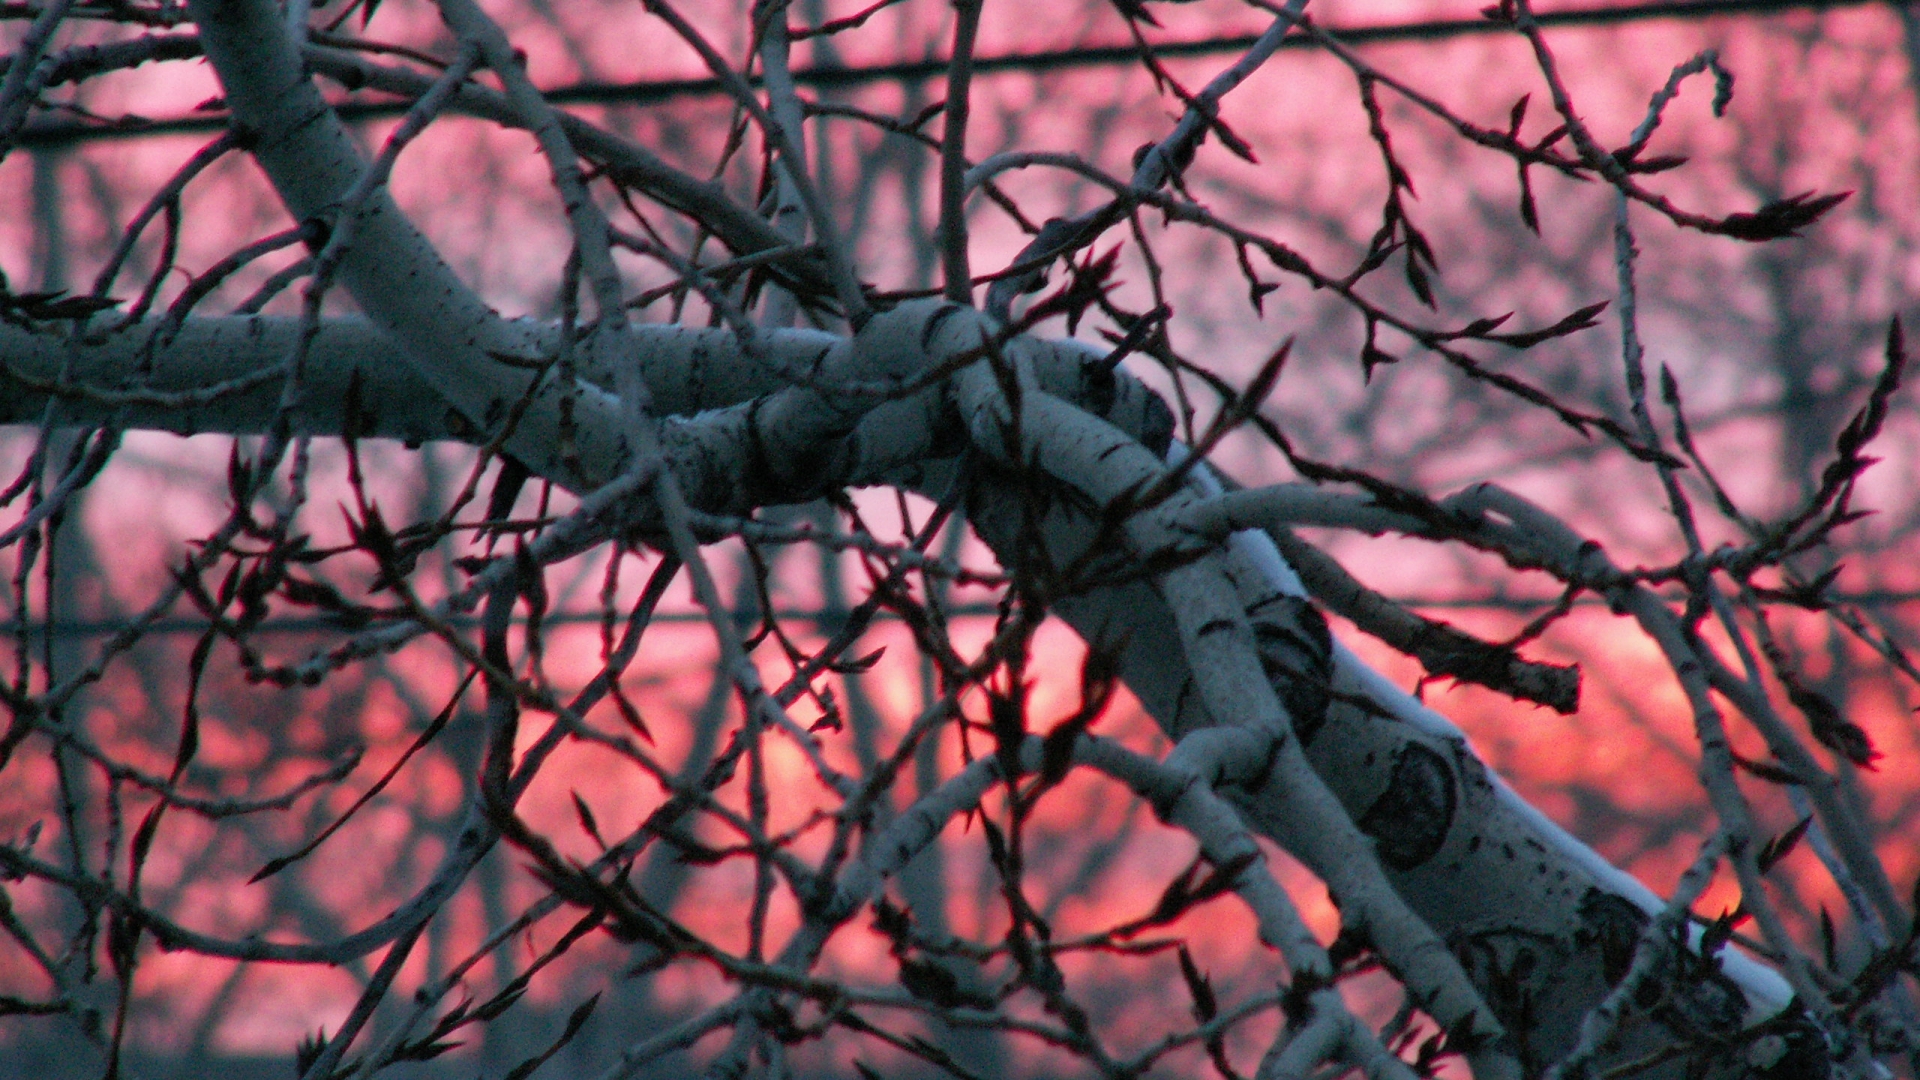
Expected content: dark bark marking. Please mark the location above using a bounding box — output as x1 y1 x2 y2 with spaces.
1356 742 1456 870
1078 355 1117 417
1576 889 1646 988
920 303 968 352
1250 599 1332 744
1139 390 1174 456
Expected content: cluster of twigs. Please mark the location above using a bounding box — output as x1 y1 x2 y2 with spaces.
0 0 1917 1079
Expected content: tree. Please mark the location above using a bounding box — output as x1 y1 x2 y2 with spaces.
0 1 1915 1077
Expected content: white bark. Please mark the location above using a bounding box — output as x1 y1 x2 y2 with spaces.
0 301 1807 1075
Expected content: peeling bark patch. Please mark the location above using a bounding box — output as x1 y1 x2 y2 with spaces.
1356 743 1455 869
